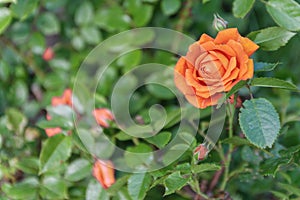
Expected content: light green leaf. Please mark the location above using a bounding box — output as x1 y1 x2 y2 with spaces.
278 183 300 196
2 177 39 200
233 0 255 18
239 98 281 148
163 171 190 195
266 0 300 31
75 1 94 26
145 131 171 149
39 134 72 174
128 173 152 200
161 0 181 16
10 0 38 20
0 8 12 34
86 179 109 200
191 163 221 174
6 108 28 134
80 26 102 45
16 157 39 174
251 77 298 91
125 143 154 169
40 176 67 199
106 175 130 195
0 0 16 3
248 27 296 51
37 12 60 35
254 62 279 72
64 159 92 182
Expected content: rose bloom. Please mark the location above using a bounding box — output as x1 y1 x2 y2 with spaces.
45 89 73 137
93 159 115 189
93 108 114 128
174 28 259 109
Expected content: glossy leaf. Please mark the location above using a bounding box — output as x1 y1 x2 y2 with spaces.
40 176 67 199
161 0 181 16
248 27 296 51
0 8 12 34
239 98 281 148
145 131 171 149
39 134 72 174
10 0 38 20
233 0 255 18
191 163 221 174
86 179 109 200
128 173 152 200
266 0 300 31
64 159 92 182
163 171 190 195
251 77 298 91
254 62 279 72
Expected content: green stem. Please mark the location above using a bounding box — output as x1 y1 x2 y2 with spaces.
220 104 234 190
191 176 209 199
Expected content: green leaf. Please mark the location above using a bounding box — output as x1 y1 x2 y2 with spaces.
191 163 221 174
254 62 279 72
222 136 252 147
117 50 142 73
266 0 300 31
144 131 171 149
126 0 153 26
270 191 290 199
75 1 94 26
16 157 39 174
239 98 281 148
161 0 181 16
39 134 72 174
40 176 67 199
37 117 73 130
6 108 28 134
125 143 154 169
64 159 92 182
278 183 300 196
0 8 12 34
0 0 16 3
233 0 255 18
260 156 291 176
106 175 130 195
37 12 60 35
248 27 296 51
80 26 102 45
128 173 152 200
86 179 109 200
10 0 38 20
241 146 262 165
251 77 298 91
163 171 190 195
2 177 39 200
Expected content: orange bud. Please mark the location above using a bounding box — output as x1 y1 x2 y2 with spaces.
93 160 115 189
194 143 208 161
43 47 54 61
45 127 62 137
93 108 114 128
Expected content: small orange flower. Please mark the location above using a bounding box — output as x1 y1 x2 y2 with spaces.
93 108 114 128
174 28 259 109
45 89 73 137
194 144 208 160
43 47 54 61
93 160 115 189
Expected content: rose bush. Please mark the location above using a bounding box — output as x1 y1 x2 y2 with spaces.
175 28 259 108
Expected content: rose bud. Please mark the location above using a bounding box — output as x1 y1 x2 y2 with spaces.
174 28 259 109
194 143 208 161
93 159 115 189
93 108 114 128
42 47 54 61
213 13 228 32
229 95 242 108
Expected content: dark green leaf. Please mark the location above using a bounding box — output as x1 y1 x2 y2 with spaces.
39 134 72 174
163 171 190 195
248 27 296 51
233 0 255 18
128 173 152 200
145 131 171 149
6 108 27 134
266 0 300 31
10 0 38 20
191 163 221 174
251 77 298 91
37 12 60 35
64 159 92 182
161 0 181 16
254 62 279 72
239 98 281 148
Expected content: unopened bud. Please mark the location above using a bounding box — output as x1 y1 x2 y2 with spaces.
213 14 228 32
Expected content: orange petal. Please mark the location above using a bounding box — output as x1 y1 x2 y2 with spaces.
45 127 62 137
241 59 254 80
240 37 259 56
198 33 214 44
214 28 240 44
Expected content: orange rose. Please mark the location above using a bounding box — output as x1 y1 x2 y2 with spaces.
45 89 73 137
93 108 114 128
174 28 259 109
93 159 115 189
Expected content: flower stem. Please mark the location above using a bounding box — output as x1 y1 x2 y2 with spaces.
220 104 234 190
